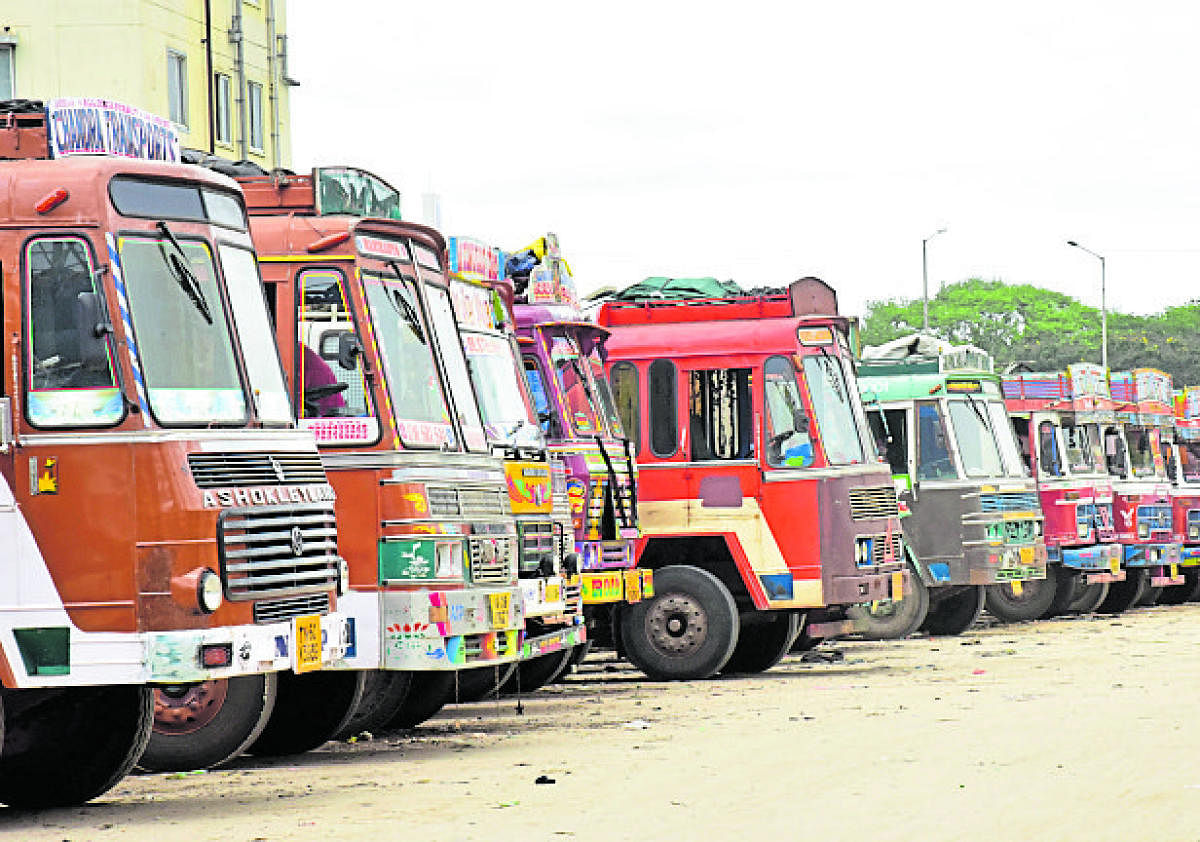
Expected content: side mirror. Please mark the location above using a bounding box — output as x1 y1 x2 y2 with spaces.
76 292 112 371
336 331 362 370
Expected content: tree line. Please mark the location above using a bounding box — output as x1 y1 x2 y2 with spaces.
859 279 1200 387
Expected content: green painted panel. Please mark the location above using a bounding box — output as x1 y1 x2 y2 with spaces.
14 627 70 676
379 540 439 581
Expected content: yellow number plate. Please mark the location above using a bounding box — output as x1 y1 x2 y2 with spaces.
1019 546 1035 565
1010 580 1024 596
544 583 562 604
295 614 322 674
624 569 643 602
1171 563 1179 578
1110 558 1121 574
488 592 513 630
891 570 905 602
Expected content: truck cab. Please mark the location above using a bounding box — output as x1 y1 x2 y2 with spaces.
598 277 905 679
1165 387 1200 601
858 335 1047 633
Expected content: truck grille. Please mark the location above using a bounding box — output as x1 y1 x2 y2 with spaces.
253 593 331 624
871 532 903 565
426 486 506 518
468 535 513 584
848 485 899 520
217 503 340 602
188 451 326 488
980 492 1039 513
519 521 558 574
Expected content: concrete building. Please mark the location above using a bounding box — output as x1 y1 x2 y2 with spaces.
1 0 295 168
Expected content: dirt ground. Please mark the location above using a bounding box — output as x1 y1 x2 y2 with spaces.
6 603 1200 842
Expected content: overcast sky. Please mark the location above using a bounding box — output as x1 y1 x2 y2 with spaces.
289 1 1200 318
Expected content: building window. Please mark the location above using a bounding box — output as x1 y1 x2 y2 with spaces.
0 45 14 100
214 73 231 145
248 81 263 151
167 50 188 127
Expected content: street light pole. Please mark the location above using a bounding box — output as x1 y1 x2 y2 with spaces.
1067 240 1108 371
922 227 947 332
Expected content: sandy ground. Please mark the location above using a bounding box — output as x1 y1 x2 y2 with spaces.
6 603 1200 842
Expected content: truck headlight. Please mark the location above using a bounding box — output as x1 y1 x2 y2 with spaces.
337 558 350 596
1077 522 1090 539
198 569 223 613
1138 522 1150 539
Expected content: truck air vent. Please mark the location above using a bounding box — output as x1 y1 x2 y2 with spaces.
847 485 899 520
188 451 326 488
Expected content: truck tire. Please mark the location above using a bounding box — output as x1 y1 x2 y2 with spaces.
1067 581 1109 614
1045 566 1081 618
246 670 366 757
445 663 517 704
553 641 593 683
0 686 152 809
923 585 985 635
139 674 276 772
1099 567 1148 613
1159 567 1200 604
332 671 413 740
984 568 1058 624
384 670 455 729
719 610 801 675
502 649 573 695
1137 585 1164 606
848 564 929 639
620 565 739 681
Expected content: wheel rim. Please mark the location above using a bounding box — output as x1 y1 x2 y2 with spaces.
999 580 1044 606
645 592 707 656
152 680 228 736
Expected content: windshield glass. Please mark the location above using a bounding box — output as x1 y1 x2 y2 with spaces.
987 400 1024 476
424 283 487 452
363 270 455 448
119 235 246 424
1179 441 1200 484
219 244 291 424
1103 427 1128 478
1127 427 1160 478
800 354 865 465
764 356 814 467
463 331 543 449
947 399 1004 477
549 334 602 437
586 347 624 439
1062 421 1099 474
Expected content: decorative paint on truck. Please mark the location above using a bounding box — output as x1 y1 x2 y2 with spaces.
1164 388 1200 601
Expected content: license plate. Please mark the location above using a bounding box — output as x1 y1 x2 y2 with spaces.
488 592 513 630
294 614 322 674
1010 580 1024 596
1110 558 1121 574
1171 563 1179 578
1019 546 1034 564
624 569 642 602
891 570 904 601
544 583 562 603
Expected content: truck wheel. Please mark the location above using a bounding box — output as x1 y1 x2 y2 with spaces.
1137 585 1164 606
620 565 739 681
1045 566 1081 618
332 671 413 740
984 569 1058 624
1099 567 1148 613
447 663 517 704
923 585 985 636
1067 581 1109 613
848 566 929 639
0 686 152 809
720 611 801 674
1160 568 1200 604
246 670 366 757
384 671 454 729
139 674 276 772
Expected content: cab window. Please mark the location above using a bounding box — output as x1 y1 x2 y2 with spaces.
1038 421 1064 477
689 368 753 461
297 269 373 426
648 359 677 457
610 361 640 452
915 400 955 480
764 356 813 467
523 357 557 437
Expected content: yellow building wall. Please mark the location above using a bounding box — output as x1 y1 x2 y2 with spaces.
1 0 291 168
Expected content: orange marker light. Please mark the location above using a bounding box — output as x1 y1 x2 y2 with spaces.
306 231 351 253
35 188 70 214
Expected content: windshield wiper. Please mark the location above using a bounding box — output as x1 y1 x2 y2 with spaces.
569 357 604 414
156 220 213 324
816 346 846 402
962 391 990 429
384 260 426 344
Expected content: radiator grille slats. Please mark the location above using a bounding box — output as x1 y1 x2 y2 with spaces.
426 486 506 518
519 521 557 573
848 486 899 521
253 594 331 624
218 502 340 608
188 452 327 488
980 492 1039 513
468 535 513 584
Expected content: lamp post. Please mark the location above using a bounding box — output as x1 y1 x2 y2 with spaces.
1066 240 1107 371
922 227 947 331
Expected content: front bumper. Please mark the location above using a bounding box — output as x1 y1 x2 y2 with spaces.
1123 543 1181 567
827 565 907 606
376 585 525 671
1179 545 1200 566
965 542 1047 584
520 619 587 661
1059 542 1123 573
573 568 654 605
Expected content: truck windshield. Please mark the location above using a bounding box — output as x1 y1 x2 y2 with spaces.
947 399 1004 477
423 283 488 452
987 400 1026 476
549 335 602 437
1178 441 1200 484
1126 427 1159 478
764 356 814 467
1062 422 1099 475
800 354 864 464
363 270 456 448
586 348 624 439
218 244 292 425
119 236 246 425
463 331 543 449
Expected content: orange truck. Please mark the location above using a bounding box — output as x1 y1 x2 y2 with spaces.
0 98 349 805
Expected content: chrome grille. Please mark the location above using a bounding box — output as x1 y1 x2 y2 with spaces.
427 487 460 517
189 451 326 488
980 492 1039 513
600 541 629 566
426 486 506 518
218 503 340 602
468 535 513 584
848 485 899 521
253 593 331 624
871 532 903 565
519 521 557 574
